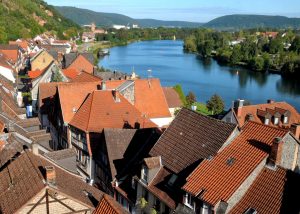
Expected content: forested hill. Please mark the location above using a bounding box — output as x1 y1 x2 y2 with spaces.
55 6 203 28
0 0 80 43
204 15 300 30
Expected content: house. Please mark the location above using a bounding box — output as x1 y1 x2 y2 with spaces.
30 49 57 71
0 44 24 72
68 90 157 180
82 32 96 42
0 149 104 213
68 54 95 74
162 87 183 117
222 99 300 138
9 39 31 53
182 121 300 213
29 61 68 112
105 79 173 127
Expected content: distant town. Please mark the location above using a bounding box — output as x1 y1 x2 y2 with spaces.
0 1 300 214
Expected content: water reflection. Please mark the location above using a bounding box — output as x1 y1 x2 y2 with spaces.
227 68 268 88
276 76 300 96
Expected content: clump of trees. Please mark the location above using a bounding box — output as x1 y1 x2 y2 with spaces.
183 29 300 76
206 94 225 115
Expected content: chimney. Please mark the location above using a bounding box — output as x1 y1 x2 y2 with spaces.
101 81 106 90
267 99 275 104
97 84 101 90
268 137 283 166
290 123 300 139
45 166 56 186
245 113 254 121
233 99 244 117
112 90 120 102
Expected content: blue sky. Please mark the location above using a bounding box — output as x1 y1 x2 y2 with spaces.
45 0 300 22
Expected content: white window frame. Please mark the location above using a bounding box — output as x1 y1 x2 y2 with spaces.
184 193 194 210
283 116 288 124
264 118 270 125
274 117 279 125
141 165 148 183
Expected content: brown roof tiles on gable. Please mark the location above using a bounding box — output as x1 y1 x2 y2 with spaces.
229 166 300 214
162 87 183 108
71 71 102 83
234 102 300 127
103 128 137 178
0 151 104 214
93 194 129 214
69 90 157 132
62 68 80 79
150 108 237 174
144 156 161 169
38 82 66 111
57 82 100 123
68 54 94 74
183 121 288 206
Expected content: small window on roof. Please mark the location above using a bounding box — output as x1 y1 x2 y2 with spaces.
167 174 178 186
274 117 279 125
283 116 288 124
264 118 270 125
244 207 257 214
226 157 235 166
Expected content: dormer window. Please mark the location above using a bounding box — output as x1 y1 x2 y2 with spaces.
264 118 270 125
244 207 257 214
184 193 195 210
274 117 279 125
167 174 178 186
283 116 288 124
141 165 148 183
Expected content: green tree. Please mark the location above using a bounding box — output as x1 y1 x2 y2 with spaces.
184 35 197 52
51 70 63 82
230 45 242 64
186 91 196 107
206 94 225 115
249 56 264 71
291 36 300 54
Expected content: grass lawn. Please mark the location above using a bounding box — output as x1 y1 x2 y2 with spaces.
193 102 211 115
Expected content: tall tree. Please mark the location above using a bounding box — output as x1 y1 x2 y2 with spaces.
186 91 196 107
206 94 225 115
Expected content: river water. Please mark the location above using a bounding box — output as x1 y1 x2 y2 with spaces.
99 40 300 110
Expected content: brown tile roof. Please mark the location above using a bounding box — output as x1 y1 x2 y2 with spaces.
0 87 25 116
68 54 94 74
134 79 171 118
9 40 29 50
0 151 103 213
162 87 183 108
145 167 177 209
229 166 300 214
63 68 80 79
144 156 161 169
0 120 4 133
69 90 157 132
93 194 129 214
38 82 65 111
0 50 18 63
234 102 300 127
71 71 102 83
183 121 288 206
58 82 100 123
150 108 237 174
103 129 137 178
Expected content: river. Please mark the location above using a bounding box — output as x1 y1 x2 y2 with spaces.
99 40 300 110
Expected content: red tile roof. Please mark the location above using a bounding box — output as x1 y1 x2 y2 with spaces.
63 68 80 79
229 166 300 214
38 82 65 109
58 82 100 123
234 102 300 128
0 120 5 133
93 194 129 214
183 121 288 206
162 87 183 108
9 40 29 50
68 54 94 74
0 50 18 63
71 71 102 83
69 90 157 132
28 69 44 79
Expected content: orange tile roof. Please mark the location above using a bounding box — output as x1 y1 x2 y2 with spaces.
229 166 300 214
9 40 29 50
68 54 94 74
0 141 5 151
38 82 66 108
183 121 288 206
58 82 101 123
63 68 80 79
93 194 129 214
28 69 43 79
105 80 126 89
0 50 18 63
71 71 102 82
234 102 300 127
69 90 157 132
0 120 5 133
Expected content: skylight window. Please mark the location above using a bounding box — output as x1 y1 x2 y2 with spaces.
226 157 235 166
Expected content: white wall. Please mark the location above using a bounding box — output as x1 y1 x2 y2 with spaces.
0 66 15 83
150 117 173 128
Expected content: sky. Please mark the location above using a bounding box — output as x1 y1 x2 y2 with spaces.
45 0 300 22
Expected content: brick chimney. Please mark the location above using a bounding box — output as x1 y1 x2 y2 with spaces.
45 166 56 186
290 123 300 139
233 99 244 117
269 137 283 166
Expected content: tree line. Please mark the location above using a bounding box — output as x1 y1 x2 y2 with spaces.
183 29 300 76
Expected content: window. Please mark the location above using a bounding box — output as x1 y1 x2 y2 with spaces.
184 193 194 209
201 203 209 214
141 165 148 183
264 118 270 125
167 174 178 186
274 117 279 125
244 208 257 214
283 116 288 124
